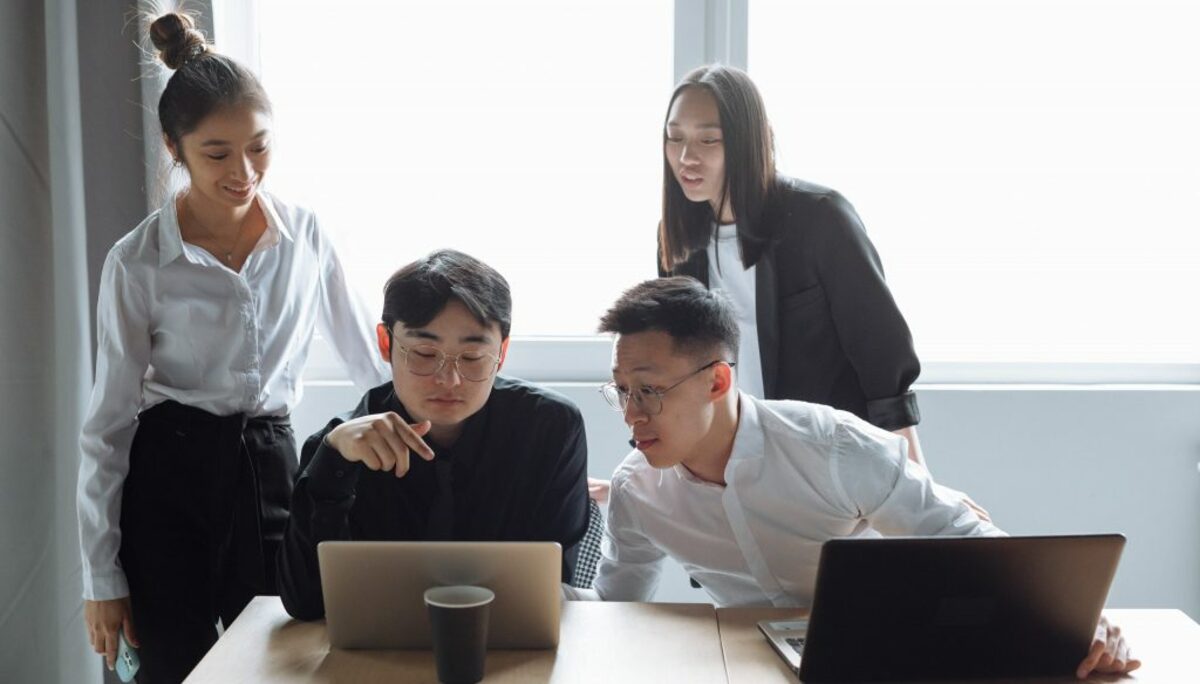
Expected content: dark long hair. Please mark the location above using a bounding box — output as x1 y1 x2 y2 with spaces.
658 65 777 273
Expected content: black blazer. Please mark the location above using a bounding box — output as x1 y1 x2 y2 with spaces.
663 176 921 430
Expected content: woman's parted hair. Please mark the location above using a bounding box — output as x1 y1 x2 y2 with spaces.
658 64 777 273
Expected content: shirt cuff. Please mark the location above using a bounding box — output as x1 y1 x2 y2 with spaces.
304 437 362 501
82 568 130 602
866 390 921 431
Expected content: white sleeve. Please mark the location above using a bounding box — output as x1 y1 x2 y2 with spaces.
77 250 151 600
591 475 667 602
831 418 1005 538
313 217 389 393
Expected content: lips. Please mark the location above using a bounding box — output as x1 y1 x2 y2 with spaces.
426 396 464 405
634 437 659 450
679 172 703 188
222 181 256 199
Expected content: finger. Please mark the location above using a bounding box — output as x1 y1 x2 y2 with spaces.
1076 639 1105 679
393 447 412 478
381 413 432 461
103 630 118 670
364 432 397 472
396 420 435 461
356 440 383 470
89 626 103 654
123 612 140 648
374 422 411 468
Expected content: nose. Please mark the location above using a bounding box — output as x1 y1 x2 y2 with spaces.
622 398 648 428
434 359 463 387
678 142 699 166
231 153 253 181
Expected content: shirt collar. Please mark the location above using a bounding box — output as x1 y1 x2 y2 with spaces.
670 390 763 483
727 391 765 465
257 191 293 243
156 191 291 268
156 195 186 267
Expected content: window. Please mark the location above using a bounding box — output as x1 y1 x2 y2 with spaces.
750 0 1200 364
216 0 1199 381
256 0 672 341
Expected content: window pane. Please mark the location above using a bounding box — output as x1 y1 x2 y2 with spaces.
258 0 671 335
750 0 1200 363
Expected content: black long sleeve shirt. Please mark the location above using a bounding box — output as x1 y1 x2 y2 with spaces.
277 377 590 620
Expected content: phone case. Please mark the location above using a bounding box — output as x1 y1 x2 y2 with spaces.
116 629 140 683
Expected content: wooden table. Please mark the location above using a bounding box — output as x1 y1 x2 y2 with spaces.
186 598 1200 683
716 607 1200 683
185 597 727 683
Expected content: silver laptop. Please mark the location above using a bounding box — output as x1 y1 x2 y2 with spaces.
759 534 1125 681
317 541 562 649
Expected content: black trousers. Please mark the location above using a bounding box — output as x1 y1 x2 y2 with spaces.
118 401 297 684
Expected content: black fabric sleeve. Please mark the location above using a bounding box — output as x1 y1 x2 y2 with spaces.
809 191 922 430
276 418 360 620
530 404 590 584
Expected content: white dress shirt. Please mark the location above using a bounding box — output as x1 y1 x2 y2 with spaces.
593 393 1004 607
706 224 765 399
78 192 388 600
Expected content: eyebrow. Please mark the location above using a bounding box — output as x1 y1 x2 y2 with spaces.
199 130 270 147
405 330 494 345
612 364 657 375
665 122 722 130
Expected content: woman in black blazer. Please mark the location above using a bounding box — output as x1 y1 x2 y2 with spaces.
658 64 925 463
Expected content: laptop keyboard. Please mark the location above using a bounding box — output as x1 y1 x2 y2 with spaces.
786 637 806 655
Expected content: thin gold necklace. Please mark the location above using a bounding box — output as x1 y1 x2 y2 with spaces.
183 198 249 265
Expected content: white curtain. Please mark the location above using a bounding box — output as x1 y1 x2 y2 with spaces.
0 0 98 681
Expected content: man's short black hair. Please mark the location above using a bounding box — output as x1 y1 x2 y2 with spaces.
382 249 512 339
598 276 739 361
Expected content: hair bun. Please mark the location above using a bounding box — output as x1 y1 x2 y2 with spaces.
149 12 209 70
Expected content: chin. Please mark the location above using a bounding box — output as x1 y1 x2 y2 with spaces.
423 400 472 423
641 450 679 470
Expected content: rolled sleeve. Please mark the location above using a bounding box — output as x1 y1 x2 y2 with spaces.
865 390 921 432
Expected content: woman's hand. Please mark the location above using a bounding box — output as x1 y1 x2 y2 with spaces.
85 597 138 671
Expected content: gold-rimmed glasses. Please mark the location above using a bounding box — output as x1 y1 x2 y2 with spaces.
599 359 735 416
396 344 500 382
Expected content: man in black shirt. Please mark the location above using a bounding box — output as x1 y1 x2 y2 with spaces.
278 250 589 620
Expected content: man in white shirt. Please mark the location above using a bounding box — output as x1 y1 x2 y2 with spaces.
584 276 1138 679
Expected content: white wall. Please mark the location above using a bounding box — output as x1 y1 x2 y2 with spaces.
293 379 1200 619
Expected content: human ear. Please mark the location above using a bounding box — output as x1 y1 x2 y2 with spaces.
376 323 392 363
497 337 510 371
709 362 734 401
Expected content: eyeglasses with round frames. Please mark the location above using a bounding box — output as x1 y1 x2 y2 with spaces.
599 359 735 416
396 344 500 382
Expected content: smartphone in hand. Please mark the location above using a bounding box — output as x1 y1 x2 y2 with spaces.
115 628 140 683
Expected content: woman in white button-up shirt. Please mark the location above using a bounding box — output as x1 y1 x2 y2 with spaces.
78 13 386 680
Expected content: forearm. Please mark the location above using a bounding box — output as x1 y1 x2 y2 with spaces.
892 425 924 466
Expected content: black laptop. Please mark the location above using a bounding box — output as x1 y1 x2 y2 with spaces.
759 534 1125 682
